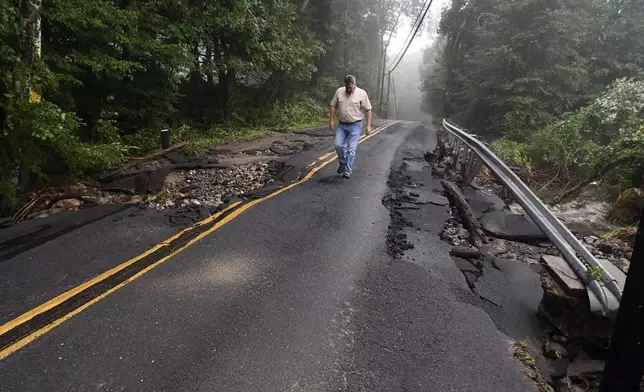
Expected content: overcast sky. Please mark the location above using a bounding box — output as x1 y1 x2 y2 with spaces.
388 0 450 62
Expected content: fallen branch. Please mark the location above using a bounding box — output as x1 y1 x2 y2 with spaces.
538 167 561 193
12 197 39 224
554 156 634 203
129 142 186 162
441 180 488 248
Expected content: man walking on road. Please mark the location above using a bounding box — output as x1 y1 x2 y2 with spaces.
330 75 372 179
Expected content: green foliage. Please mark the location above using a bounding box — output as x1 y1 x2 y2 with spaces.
422 0 644 196
2 0 406 211
422 0 644 138
491 79 644 192
491 138 531 169
587 266 604 282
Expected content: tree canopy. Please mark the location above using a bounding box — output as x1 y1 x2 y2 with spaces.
421 0 644 197
1 0 422 210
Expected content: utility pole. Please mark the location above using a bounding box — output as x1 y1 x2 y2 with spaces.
384 71 391 119
391 75 399 120
379 52 387 114
599 209 644 392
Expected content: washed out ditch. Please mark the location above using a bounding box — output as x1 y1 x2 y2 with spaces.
428 128 640 392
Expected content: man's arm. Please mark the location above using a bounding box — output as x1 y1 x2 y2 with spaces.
329 106 337 130
330 89 339 130
363 91 373 135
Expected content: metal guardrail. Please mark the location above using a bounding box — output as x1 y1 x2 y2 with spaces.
442 119 622 316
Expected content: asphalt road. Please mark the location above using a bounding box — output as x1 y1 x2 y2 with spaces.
0 121 534 391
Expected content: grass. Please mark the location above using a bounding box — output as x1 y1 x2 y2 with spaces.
181 126 274 156
511 341 555 392
179 118 327 156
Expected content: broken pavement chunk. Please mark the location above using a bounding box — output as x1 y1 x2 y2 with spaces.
540 255 585 296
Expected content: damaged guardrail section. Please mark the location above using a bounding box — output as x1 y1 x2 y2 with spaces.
441 119 622 316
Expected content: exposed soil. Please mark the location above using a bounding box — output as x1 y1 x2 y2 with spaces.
4 129 330 228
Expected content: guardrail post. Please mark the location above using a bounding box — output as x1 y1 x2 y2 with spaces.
463 159 483 185
599 209 644 392
460 147 471 179
454 139 462 163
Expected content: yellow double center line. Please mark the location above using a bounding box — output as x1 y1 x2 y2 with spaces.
0 120 399 360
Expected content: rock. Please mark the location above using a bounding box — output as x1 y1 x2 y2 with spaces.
36 208 64 219
584 236 598 245
409 192 420 197
81 195 99 205
597 241 614 255
544 341 569 359
549 358 570 379
545 248 560 256
551 335 568 344
609 188 644 224
53 198 83 210
567 359 605 376
456 228 469 240
129 195 143 204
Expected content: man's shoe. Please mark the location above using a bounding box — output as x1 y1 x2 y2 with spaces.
337 163 345 174
343 172 351 179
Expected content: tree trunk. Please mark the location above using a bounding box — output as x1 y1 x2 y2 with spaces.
20 0 42 67
219 69 235 120
18 0 42 194
205 44 214 86
441 180 487 248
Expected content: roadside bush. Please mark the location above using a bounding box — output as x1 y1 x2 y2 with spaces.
493 79 644 196
491 138 532 169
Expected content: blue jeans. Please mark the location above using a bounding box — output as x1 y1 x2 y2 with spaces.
335 121 362 174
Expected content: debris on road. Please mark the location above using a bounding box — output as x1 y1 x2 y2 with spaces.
4 131 327 227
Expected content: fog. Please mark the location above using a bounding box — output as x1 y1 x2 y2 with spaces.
386 0 449 122
390 50 427 122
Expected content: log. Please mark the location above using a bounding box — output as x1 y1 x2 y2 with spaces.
98 142 188 183
441 180 487 248
99 167 155 183
450 246 482 259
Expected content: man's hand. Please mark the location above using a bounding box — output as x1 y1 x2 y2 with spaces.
365 125 372 136
329 121 335 131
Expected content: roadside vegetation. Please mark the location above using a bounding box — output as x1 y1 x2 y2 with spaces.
0 0 428 214
421 0 644 225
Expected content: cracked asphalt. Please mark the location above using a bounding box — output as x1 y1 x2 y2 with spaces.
0 121 535 391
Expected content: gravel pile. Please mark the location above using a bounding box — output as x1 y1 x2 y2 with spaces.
149 160 285 210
